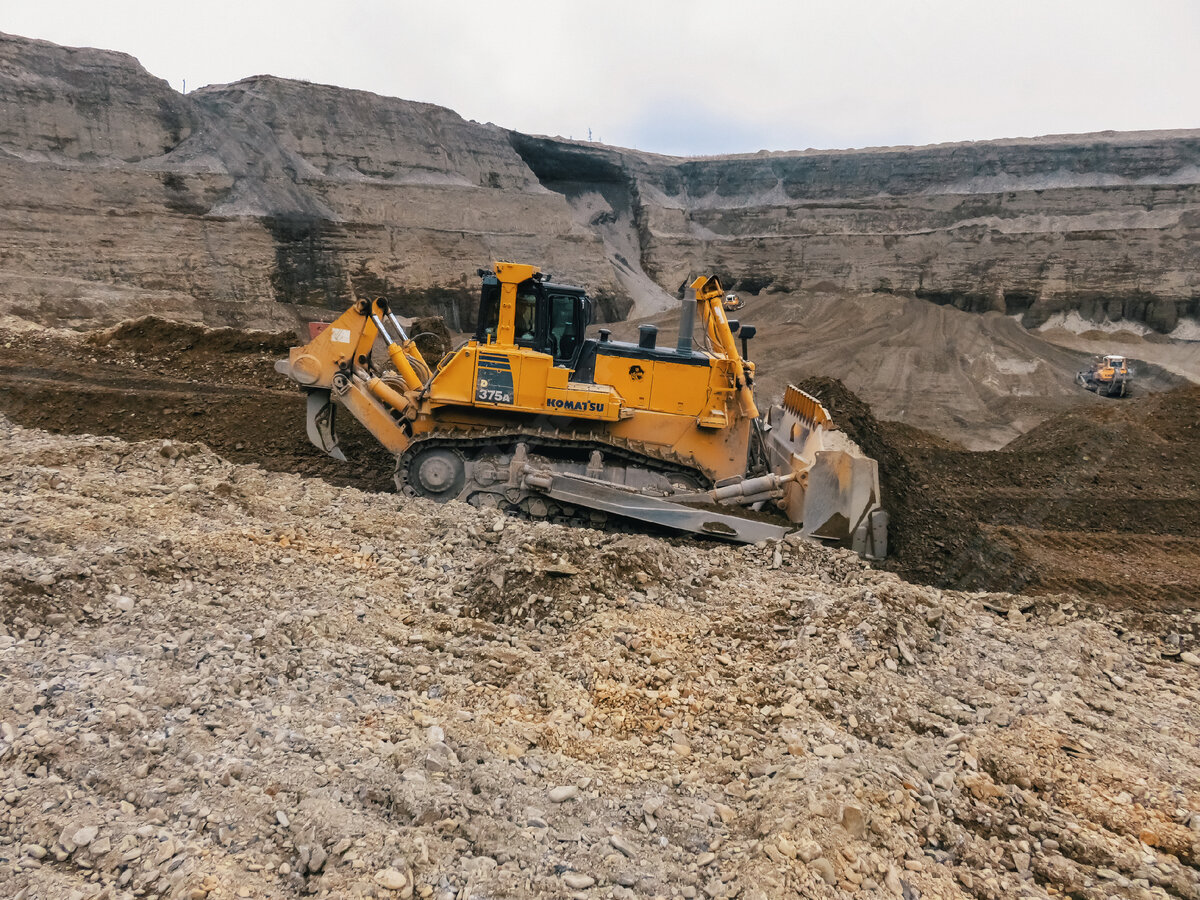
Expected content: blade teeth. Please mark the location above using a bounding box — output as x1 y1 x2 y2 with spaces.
783 385 832 429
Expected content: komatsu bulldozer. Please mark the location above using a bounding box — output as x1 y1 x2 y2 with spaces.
276 262 887 557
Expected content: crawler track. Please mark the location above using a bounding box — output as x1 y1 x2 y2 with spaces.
395 428 708 530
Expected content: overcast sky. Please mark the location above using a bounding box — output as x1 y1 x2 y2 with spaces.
8 0 1199 156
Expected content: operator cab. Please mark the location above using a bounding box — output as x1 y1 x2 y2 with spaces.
475 273 593 368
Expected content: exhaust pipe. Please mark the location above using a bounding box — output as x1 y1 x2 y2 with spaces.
677 288 696 356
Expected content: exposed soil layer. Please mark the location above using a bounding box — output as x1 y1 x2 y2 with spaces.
86 315 298 356
2 320 1198 612
0 319 396 494
795 377 1200 611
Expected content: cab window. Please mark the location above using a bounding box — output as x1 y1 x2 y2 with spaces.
475 281 501 342
547 294 580 363
514 291 538 345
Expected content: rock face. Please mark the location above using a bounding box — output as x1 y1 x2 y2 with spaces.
0 32 626 330
619 133 1200 331
518 132 1200 328
1 30 1198 334
0 32 193 163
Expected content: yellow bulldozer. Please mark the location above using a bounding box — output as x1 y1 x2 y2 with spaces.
276 262 887 557
1076 354 1133 397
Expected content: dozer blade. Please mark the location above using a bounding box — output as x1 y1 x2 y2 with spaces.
800 451 880 540
765 385 886 558
525 470 792 544
306 389 346 462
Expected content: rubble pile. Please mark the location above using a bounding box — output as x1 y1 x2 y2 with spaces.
1 418 1198 899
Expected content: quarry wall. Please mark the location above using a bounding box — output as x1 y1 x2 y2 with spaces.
1 31 1197 332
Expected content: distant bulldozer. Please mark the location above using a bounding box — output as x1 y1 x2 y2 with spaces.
1076 354 1133 397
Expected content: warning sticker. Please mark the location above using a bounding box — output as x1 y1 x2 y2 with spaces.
330 328 351 344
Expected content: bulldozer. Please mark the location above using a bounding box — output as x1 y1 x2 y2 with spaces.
275 262 887 557
1076 354 1133 397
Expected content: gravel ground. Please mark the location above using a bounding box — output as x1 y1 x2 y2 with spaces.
1 418 1199 900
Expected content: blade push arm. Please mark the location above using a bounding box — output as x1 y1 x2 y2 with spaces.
275 299 419 461
274 299 380 389
690 274 758 419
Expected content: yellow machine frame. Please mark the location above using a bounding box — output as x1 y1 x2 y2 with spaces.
281 262 762 483
277 260 886 555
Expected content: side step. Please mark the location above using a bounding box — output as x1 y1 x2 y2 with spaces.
523 469 792 544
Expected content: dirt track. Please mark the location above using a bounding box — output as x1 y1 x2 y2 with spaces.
1 318 1199 614
0 318 398 494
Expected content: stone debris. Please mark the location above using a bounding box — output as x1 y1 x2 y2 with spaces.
609 833 636 859
0 415 1198 899
563 872 596 889
549 785 580 803
374 866 410 892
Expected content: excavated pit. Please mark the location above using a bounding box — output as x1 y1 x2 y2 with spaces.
2 315 1200 900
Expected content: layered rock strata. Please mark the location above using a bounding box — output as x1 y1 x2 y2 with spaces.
1 31 1197 333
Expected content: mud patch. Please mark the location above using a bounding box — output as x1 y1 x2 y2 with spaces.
87 315 296 355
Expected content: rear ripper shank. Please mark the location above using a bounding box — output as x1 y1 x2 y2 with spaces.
276 262 887 557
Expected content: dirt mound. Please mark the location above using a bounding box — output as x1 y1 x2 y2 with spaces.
1138 382 1200 442
408 315 454 362
890 383 1200 608
1009 382 1200 453
87 315 296 356
794 376 1200 609
701 291 1108 449
1001 383 1200 510
795 377 1038 596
